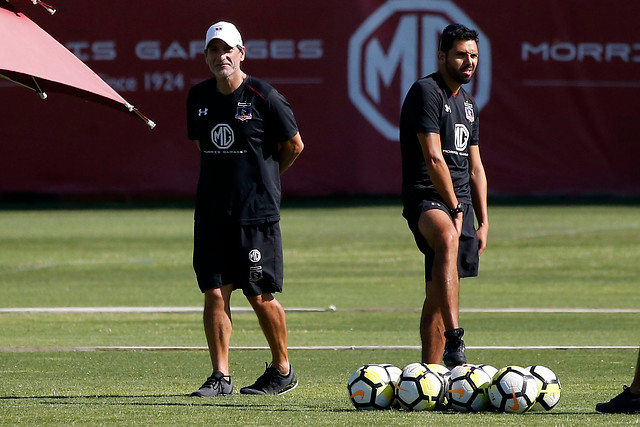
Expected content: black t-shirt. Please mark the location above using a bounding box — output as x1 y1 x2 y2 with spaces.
399 72 479 208
187 75 298 225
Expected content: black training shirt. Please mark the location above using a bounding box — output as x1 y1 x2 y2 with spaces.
187 75 298 225
399 72 479 207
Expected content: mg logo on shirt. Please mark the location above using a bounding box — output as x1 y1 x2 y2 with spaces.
348 0 491 141
211 124 234 149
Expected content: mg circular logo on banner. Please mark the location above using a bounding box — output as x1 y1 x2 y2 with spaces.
348 0 492 140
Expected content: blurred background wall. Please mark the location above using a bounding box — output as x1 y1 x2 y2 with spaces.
1 0 638 202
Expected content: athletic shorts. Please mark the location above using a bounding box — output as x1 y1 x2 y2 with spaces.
403 200 479 282
193 221 283 296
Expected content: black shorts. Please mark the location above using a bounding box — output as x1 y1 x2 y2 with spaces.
403 200 479 282
193 221 283 296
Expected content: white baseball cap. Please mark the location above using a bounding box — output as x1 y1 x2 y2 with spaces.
205 21 243 50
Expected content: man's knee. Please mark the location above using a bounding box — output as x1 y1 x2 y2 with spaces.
247 293 278 312
204 286 231 309
247 292 273 303
440 229 459 250
418 210 458 252
425 229 459 256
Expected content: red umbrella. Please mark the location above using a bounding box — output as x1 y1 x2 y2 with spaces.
0 0 155 128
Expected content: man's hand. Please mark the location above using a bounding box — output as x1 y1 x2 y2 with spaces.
453 212 463 237
476 223 488 255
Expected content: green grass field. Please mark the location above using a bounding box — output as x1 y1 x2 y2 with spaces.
1 203 639 425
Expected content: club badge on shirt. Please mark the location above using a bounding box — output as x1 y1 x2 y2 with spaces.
464 101 475 123
235 102 252 121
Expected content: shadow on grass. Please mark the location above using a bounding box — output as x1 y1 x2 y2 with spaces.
0 395 595 415
1 394 188 400
0 394 356 412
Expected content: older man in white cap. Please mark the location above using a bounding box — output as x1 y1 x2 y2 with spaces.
187 21 304 397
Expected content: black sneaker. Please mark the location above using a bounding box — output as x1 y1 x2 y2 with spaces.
596 386 640 414
442 327 467 368
190 371 233 397
240 363 298 395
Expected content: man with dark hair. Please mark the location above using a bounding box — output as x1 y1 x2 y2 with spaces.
438 23 479 54
399 24 488 367
186 21 303 397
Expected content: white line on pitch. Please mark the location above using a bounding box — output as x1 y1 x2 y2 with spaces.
0 307 638 314
461 308 640 313
0 306 335 313
0 345 637 353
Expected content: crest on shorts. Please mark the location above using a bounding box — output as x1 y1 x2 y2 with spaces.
464 101 475 123
249 266 263 282
235 102 252 121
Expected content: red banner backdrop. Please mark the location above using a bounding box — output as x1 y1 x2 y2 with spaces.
1 0 638 199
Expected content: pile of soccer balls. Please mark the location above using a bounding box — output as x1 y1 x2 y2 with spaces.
347 362 561 413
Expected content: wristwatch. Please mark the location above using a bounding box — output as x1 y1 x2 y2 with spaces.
450 203 464 215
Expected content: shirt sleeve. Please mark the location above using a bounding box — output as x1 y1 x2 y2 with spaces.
408 81 442 135
267 89 299 143
471 107 479 146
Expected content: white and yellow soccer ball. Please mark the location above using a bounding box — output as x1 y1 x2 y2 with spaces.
375 363 403 409
377 363 402 389
488 366 539 413
426 363 451 409
472 363 499 380
395 363 445 411
347 364 395 410
526 365 561 411
447 365 492 412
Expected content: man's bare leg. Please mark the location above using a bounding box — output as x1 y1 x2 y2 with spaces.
247 292 290 375
418 209 463 365
191 285 235 397
203 285 234 374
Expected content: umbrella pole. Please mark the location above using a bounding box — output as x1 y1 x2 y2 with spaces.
129 104 156 129
32 0 56 15
31 76 48 99
0 73 47 99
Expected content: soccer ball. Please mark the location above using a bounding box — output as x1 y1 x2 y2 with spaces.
376 363 403 408
347 364 395 410
426 363 451 382
447 365 491 412
395 363 444 411
488 366 538 413
526 365 561 411
426 363 451 409
377 363 402 388
472 363 499 380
